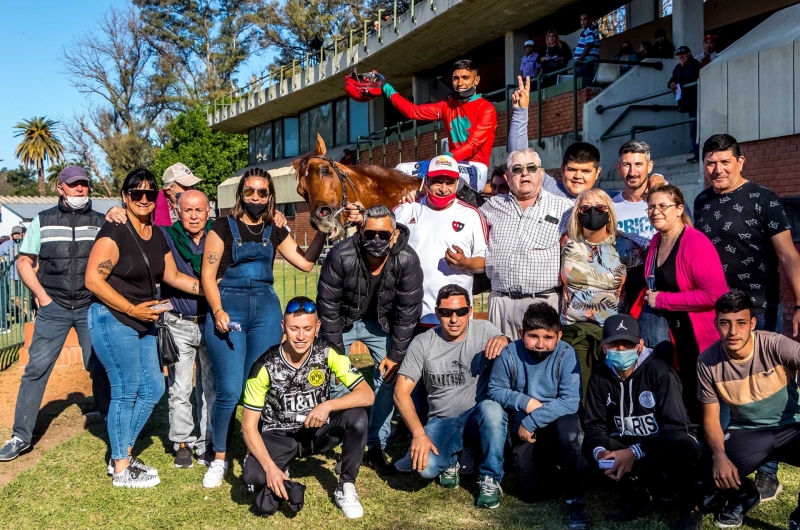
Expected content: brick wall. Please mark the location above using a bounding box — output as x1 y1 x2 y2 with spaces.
739 133 800 336
283 201 318 247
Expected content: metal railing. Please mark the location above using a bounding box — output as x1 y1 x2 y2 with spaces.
596 81 697 141
211 0 434 113
0 251 35 371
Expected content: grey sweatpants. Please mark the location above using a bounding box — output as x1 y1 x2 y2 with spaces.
488 291 560 341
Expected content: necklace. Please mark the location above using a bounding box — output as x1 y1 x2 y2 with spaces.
243 220 265 236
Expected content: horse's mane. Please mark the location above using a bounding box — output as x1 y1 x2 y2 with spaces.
294 155 417 186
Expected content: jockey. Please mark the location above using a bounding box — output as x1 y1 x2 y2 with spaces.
382 59 497 192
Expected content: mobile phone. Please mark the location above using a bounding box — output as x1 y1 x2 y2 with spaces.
226 321 242 331
599 459 615 469
151 300 174 312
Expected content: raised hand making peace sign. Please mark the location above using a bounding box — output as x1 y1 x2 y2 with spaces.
511 75 531 109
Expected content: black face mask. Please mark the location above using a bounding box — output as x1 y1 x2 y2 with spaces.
578 209 609 231
243 201 269 219
361 237 391 258
456 85 476 101
524 345 554 361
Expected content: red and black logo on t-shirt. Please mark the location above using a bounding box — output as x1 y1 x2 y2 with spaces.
452 221 464 232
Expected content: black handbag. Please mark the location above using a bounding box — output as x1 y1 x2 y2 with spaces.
125 222 180 367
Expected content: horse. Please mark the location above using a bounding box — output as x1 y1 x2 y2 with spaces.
293 134 485 240
293 134 422 240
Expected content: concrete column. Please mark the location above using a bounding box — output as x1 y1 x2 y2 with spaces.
368 97 385 135
628 0 658 29
672 0 704 58
505 30 528 87
412 75 430 104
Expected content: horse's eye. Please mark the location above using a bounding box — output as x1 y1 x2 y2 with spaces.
320 166 330 176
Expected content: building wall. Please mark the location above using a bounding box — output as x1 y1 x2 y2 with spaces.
283 201 318 247
739 133 800 337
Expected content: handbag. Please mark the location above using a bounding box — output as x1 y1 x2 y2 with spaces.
125 222 180 367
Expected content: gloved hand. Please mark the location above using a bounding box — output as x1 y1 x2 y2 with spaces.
375 72 397 97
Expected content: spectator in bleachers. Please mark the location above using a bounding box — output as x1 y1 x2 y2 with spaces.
614 40 639 74
668 46 701 162
638 40 654 60
540 29 573 81
696 34 718 67
488 166 509 196
651 28 675 59
574 13 601 83
519 40 540 84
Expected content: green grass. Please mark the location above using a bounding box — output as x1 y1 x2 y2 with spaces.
1 353 798 529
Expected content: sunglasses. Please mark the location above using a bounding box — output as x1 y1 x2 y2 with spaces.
577 203 610 215
510 164 540 176
437 306 470 318
244 187 269 199
126 189 158 203
285 300 317 314
363 229 393 241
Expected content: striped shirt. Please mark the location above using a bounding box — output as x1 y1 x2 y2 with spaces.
481 190 573 294
575 25 601 59
19 215 103 255
698 331 800 429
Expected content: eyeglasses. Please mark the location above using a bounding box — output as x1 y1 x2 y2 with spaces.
437 306 471 318
126 189 158 203
577 203 610 215
363 229 393 241
285 300 317 314
244 187 269 199
510 164 540 176
646 203 677 214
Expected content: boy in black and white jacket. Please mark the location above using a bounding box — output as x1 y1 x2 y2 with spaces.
583 315 703 530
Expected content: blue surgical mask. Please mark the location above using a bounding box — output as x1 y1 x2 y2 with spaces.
605 348 639 372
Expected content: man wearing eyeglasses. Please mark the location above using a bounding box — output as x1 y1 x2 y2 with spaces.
317 204 423 475
393 284 509 509
157 163 203 227
480 148 573 340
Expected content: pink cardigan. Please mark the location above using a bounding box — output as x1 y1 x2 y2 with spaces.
644 225 728 352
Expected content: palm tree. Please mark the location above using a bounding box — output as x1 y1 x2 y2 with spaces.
13 117 65 196
46 159 92 193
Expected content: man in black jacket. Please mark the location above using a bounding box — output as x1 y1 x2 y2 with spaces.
583 315 703 530
669 46 702 162
0 166 109 462
317 204 423 473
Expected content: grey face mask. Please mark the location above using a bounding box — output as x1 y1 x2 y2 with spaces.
456 85 477 101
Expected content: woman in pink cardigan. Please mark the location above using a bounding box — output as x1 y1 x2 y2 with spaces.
643 184 727 423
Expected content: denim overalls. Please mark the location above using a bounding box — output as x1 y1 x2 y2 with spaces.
205 216 283 453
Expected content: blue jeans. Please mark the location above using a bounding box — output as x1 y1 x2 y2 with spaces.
395 400 507 481
338 319 393 448
205 286 282 453
638 305 672 349
89 303 163 461
755 302 783 477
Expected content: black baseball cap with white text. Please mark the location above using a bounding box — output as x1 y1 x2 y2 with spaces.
602 314 641 344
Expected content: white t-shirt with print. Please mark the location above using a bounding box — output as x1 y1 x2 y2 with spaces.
612 194 655 244
394 198 488 324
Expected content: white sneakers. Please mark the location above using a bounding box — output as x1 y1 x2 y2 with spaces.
112 467 160 488
335 482 364 519
203 459 227 488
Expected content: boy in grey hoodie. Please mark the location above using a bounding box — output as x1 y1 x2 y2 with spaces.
488 302 590 530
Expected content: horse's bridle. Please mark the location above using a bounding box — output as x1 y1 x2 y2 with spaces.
300 155 363 227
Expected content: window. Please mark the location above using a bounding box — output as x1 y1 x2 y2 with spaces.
335 98 348 147
248 128 257 165
274 119 284 160
597 6 626 38
299 111 310 153
349 100 369 144
311 102 334 148
284 117 299 157
276 202 297 218
249 123 273 164
263 123 273 162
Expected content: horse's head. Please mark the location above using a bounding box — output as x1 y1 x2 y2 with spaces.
294 134 350 240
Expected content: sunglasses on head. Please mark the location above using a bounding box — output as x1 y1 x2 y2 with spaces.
577 203 610 215
126 189 158 203
510 163 540 176
244 187 269 199
363 229 393 241
437 306 470 318
285 300 317 315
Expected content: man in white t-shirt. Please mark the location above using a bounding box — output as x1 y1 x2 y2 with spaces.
393 156 488 326
612 140 664 245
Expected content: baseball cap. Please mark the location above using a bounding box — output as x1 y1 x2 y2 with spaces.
675 46 692 56
524 40 535 47
162 163 202 188
11 226 24 235
704 34 717 42
602 314 641 345
58 166 90 185
426 155 460 179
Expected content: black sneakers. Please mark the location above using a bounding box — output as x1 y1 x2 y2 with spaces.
608 487 654 522
365 445 394 476
175 443 194 468
566 498 591 530
714 488 760 528
755 471 782 502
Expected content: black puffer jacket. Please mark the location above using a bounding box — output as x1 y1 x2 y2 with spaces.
317 224 423 362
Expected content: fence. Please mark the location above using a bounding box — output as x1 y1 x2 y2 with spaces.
0 248 35 370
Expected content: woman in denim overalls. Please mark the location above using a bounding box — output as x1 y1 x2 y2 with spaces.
201 169 327 488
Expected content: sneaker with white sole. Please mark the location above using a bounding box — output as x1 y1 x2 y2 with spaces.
0 436 30 462
203 459 227 488
108 457 159 477
335 482 364 519
112 466 160 488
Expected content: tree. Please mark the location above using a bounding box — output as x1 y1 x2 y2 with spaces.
46 159 93 193
13 117 65 196
151 106 248 201
0 166 39 197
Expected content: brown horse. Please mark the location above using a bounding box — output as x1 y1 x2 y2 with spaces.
293 134 421 239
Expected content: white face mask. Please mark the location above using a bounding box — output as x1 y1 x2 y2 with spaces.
65 195 89 209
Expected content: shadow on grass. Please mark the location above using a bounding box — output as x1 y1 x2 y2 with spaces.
29 391 91 446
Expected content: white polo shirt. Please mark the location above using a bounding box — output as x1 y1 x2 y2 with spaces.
394 198 488 324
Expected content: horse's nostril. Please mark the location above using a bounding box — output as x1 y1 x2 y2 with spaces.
316 207 333 219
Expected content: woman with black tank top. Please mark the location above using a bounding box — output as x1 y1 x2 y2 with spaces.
642 184 727 423
85 168 204 488
200 168 326 488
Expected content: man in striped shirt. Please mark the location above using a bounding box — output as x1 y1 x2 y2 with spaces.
574 14 600 83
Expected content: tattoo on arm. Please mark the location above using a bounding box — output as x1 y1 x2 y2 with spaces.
97 259 114 277
192 282 198 292
207 252 219 265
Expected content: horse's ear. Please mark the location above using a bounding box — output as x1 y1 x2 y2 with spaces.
315 133 327 156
